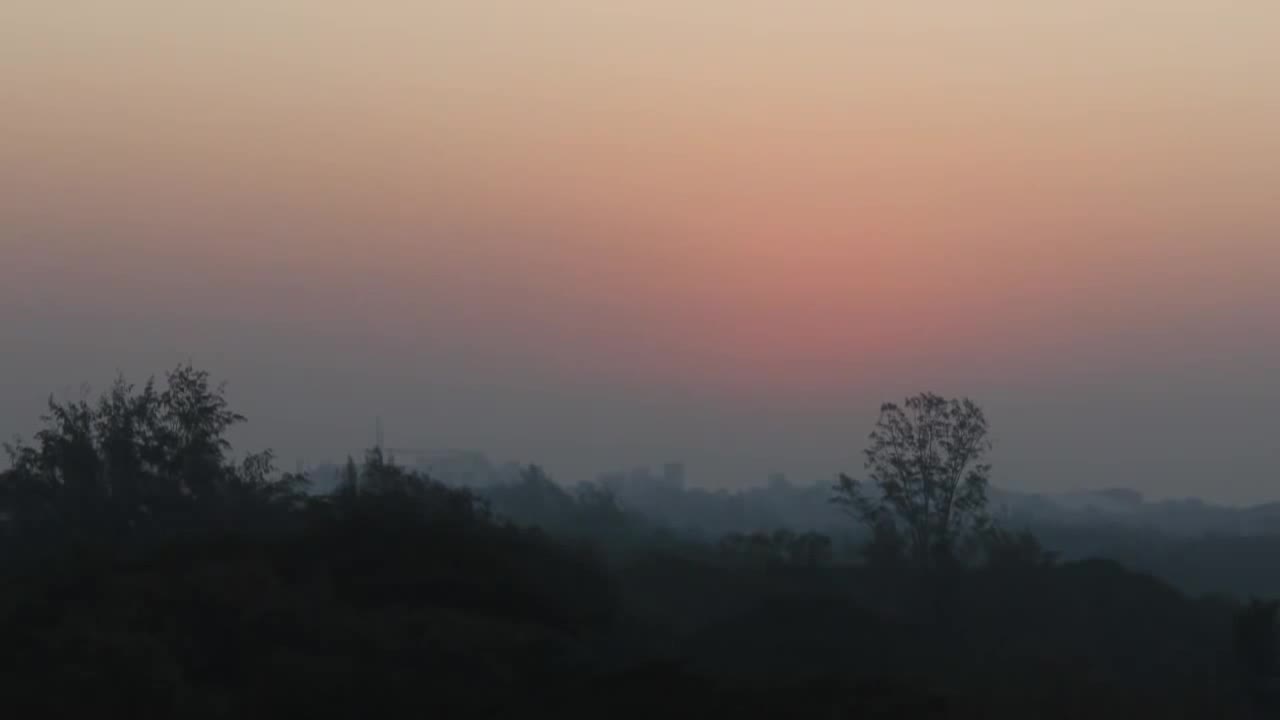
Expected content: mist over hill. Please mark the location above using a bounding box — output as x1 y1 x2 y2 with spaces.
308 451 1280 536
296 450 1280 601
3 370 1278 716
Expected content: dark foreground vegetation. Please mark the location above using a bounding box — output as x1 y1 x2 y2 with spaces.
2 367 1277 717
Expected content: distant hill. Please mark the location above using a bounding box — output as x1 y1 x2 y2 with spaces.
991 487 1280 537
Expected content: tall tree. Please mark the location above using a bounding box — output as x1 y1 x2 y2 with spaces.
336 455 361 499
155 364 245 501
832 392 992 567
94 375 162 515
0 365 284 536
35 391 103 512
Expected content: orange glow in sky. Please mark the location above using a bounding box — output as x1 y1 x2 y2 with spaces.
3 2 1279 499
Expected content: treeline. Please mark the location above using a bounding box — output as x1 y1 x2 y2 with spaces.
1 366 308 540
471 457 1280 599
1 368 1278 717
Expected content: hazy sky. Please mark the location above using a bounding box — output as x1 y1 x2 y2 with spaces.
3 2 1279 502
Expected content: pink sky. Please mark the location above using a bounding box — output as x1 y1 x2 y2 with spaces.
3 2 1279 500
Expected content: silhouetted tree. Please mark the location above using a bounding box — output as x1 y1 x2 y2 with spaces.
486 465 576 529
94 375 163 520
833 393 992 568
38 391 103 512
0 368 1267 717
0 440 59 535
0 365 292 537
797 531 834 567
225 449 310 511
358 447 421 497
335 455 360 500
154 364 245 501
0 389 109 534
862 518 906 568
981 526 1057 569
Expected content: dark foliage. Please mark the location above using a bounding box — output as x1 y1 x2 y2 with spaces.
833 393 992 568
0 370 1274 717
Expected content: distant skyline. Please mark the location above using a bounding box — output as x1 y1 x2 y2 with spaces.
3 2 1279 502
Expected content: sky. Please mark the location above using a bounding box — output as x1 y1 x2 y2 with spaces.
2 2 1279 503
